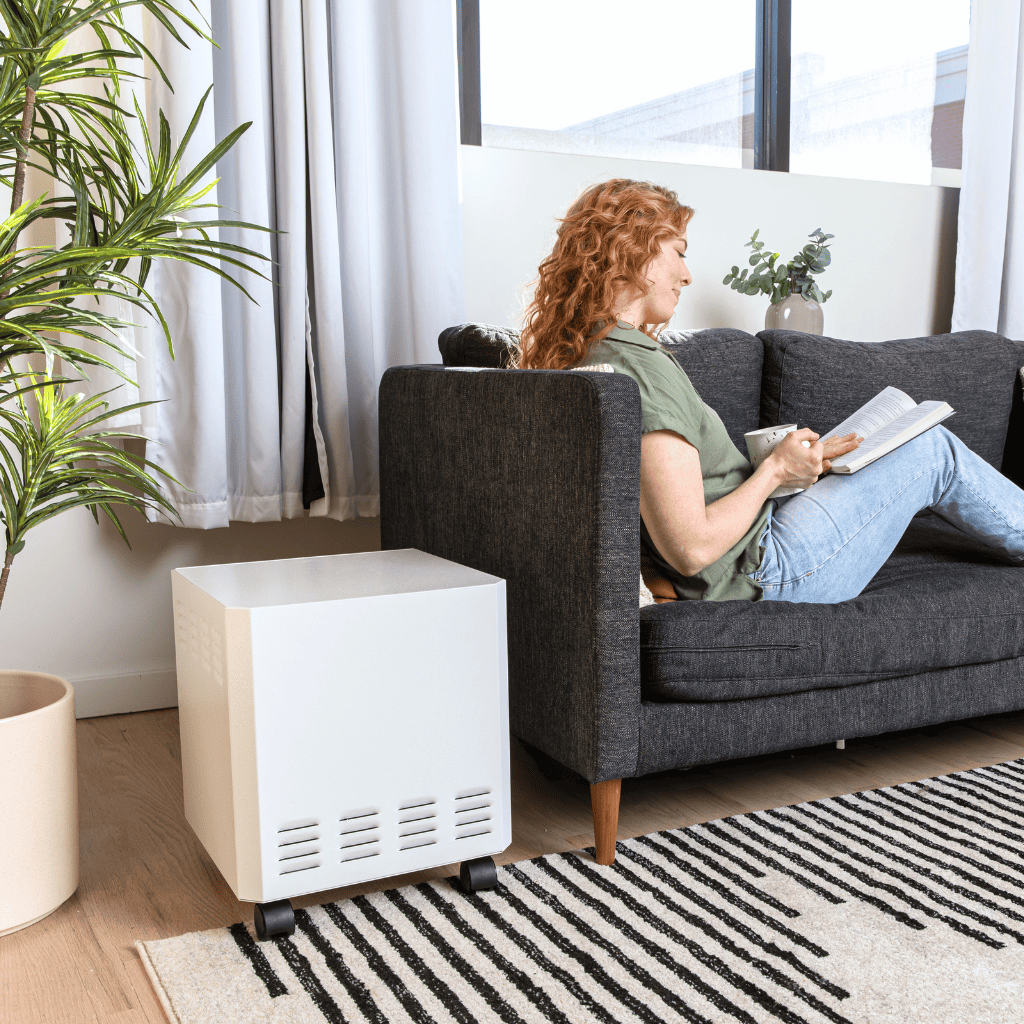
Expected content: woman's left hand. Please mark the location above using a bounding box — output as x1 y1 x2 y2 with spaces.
820 431 863 471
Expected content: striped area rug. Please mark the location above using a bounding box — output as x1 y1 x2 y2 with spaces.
137 761 1024 1024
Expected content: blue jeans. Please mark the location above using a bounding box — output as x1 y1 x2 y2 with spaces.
749 425 1024 603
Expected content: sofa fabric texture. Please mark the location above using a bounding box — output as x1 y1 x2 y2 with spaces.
438 323 519 368
640 515 1023 702
379 365 643 783
379 323 1024 780
437 323 764 453
758 329 1024 472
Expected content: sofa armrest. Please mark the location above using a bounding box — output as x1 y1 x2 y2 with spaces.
379 366 642 783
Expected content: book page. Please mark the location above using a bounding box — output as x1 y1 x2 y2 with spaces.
819 386 917 443
830 402 954 471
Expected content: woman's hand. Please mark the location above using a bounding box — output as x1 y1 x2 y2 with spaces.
820 431 862 471
766 428 827 489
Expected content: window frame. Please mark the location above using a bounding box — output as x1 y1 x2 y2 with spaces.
456 0 791 171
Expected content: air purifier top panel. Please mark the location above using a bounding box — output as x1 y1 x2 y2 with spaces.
172 548 501 608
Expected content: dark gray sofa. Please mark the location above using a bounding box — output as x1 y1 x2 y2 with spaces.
378 324 1024 864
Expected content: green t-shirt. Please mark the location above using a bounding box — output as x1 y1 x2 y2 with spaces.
577 322 768 602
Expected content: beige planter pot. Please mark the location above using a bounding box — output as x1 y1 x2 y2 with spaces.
0 672 78 936
765 293 824 334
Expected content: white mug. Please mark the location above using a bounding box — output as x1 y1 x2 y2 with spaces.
744 424 806 498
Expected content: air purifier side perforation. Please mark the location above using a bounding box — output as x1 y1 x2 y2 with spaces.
340 807 382 862
398 797 438 850
455 786 493 840
276 820 321 875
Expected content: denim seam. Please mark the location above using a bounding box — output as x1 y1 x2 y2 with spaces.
761 464 935 590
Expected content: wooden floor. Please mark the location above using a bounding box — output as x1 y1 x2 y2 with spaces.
5 707 1024 1023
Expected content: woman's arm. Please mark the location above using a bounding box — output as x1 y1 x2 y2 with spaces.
640 428 828 577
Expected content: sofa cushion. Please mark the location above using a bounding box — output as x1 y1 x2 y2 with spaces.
660 328 763 451
759 329 1024 471
439 323 519 368
639 515 1024 702
437 324 764 452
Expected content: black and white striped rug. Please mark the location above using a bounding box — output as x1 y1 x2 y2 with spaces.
138 761 1024 1023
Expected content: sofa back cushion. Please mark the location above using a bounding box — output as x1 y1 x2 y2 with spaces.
437 324 763 452
759 329 1024 472
660 328 763 451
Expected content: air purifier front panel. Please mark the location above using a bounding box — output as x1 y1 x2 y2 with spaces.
173 550 510 904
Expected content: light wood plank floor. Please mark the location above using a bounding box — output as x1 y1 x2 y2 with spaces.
5 707 1024 1023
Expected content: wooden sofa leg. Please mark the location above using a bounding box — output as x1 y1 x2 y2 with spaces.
590 779 622 865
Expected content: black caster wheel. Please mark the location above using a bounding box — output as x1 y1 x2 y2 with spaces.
459 856 498 893
254 898 295 940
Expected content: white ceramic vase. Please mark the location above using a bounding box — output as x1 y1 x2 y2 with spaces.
765 293 824 335
0 672 78 936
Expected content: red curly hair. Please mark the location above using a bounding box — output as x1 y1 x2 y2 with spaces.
516 179 694 370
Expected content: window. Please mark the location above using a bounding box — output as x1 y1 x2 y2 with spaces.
790 0 969 185
473 0 756 169
460 0 970 186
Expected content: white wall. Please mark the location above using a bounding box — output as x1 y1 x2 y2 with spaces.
7 143 959 718
461 145 959 342
0 509 380 717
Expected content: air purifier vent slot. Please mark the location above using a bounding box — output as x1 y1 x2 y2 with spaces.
278 818 319 833
399 797 436 811
456 799 491 814
399 824 436 838
280 846 320 861
456 787 491 801
399 810 434 824
456 826 491 840
340 806 379 822
400 835 437 851
279 858 320 875
342 848 380 862
340 820 379 836
279 831 320 848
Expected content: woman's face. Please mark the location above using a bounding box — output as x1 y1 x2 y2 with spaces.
636 229 692 325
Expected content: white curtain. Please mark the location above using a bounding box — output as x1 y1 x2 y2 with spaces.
128 0 463 527
951 0 1024 337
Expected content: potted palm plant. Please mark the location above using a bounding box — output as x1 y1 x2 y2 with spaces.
0 0 264 935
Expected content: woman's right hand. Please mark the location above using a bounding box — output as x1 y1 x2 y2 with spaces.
766 428 825 489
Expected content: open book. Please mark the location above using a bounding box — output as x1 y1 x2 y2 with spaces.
821 386 954 474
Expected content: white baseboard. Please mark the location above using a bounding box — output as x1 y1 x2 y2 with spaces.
72 670 178 719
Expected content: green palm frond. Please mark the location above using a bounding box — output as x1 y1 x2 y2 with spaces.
0 0 267 610
0 372 181 559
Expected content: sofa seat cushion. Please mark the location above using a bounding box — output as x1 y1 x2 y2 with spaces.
640 516 1024 702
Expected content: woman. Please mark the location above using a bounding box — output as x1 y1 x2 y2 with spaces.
516 178 1024 603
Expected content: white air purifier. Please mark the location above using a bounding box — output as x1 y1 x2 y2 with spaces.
171 548 510 940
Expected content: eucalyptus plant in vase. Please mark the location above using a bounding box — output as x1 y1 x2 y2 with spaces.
722 228 834 334
0 0 266 936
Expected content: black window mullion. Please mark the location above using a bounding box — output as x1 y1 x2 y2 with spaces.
457 0 481 146
755 0 791 171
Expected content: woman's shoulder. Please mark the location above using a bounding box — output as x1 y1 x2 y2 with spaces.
580 324 668 371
